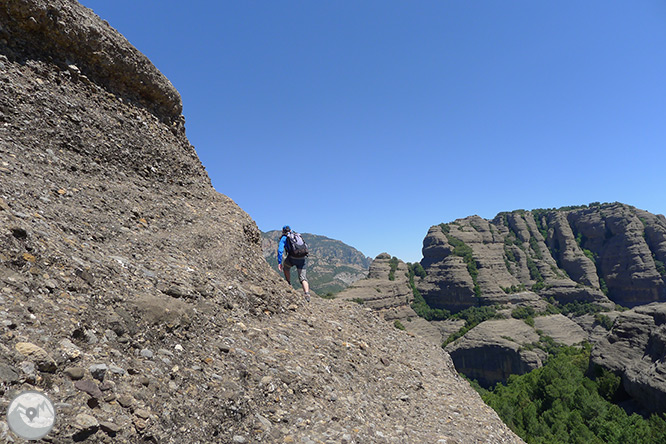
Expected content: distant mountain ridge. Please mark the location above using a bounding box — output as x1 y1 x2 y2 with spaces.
261 230 371 294
417 202 666 312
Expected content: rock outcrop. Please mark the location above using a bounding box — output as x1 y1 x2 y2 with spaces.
573 205 666 307
0 0 182 122
0 1 525 442
337 254 444 344
418 204 666 398
590 303 666 414
418 204 666 312
261 230 371 295
533 314 588 346
445 319 546 388
445 315 587 388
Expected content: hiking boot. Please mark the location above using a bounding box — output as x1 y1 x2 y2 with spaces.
304 292 311 302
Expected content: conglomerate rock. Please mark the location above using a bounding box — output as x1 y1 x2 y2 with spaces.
0 0 182 122
418 204 665 313
417 204 665 404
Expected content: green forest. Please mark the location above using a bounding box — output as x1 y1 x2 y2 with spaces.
472 345 666 444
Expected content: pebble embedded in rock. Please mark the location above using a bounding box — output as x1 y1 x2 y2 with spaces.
75 379 104 398
75 413 99 431
109 365 126 375
99 421 122 435
15 342 57 372
134 408 151 420
0 363 20 383
140 348 154 359
117 395 136 409
89 363 108 381
64 366 85 380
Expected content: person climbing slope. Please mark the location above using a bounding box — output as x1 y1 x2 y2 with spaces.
277 225 311 301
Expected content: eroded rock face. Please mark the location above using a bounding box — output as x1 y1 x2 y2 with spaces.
443 315 589 388
418 204 665 312
572 205 666 307
338 253 411 310
590 303 666 414
549 211 600 287
0 0 182 122
445 319 546 388
533 314 588 346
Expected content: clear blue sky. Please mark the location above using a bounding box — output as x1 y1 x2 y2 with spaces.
79 1 666 263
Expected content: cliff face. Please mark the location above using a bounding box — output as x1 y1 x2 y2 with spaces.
444 314 589 388
261 230 371 294
1 0 182 122
0 2 524 443
418 204 666 312
417 204 666 408
0 0 282 311
590 303 666 414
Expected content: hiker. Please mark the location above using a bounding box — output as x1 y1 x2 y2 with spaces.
277 225 311 301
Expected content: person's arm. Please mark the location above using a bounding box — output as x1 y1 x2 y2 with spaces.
277 236 286 265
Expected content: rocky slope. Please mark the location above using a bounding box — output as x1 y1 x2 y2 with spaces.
261 231 371 295
418 204 666 312
0 1 524 443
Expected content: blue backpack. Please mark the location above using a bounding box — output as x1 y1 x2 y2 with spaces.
286 231 309 258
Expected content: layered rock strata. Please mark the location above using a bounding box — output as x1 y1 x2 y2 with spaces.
418 204 666 312
338 253 444 344
445 315 587 388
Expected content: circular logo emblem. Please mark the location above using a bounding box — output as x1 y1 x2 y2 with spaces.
6 391 56 440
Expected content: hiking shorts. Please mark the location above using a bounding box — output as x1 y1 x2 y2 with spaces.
284 256 307 282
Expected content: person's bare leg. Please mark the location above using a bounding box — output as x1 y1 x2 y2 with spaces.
302 280 310 294
283 267 291 283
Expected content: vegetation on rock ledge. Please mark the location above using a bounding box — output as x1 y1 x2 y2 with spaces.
388 256 399 281
408 263 450 321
